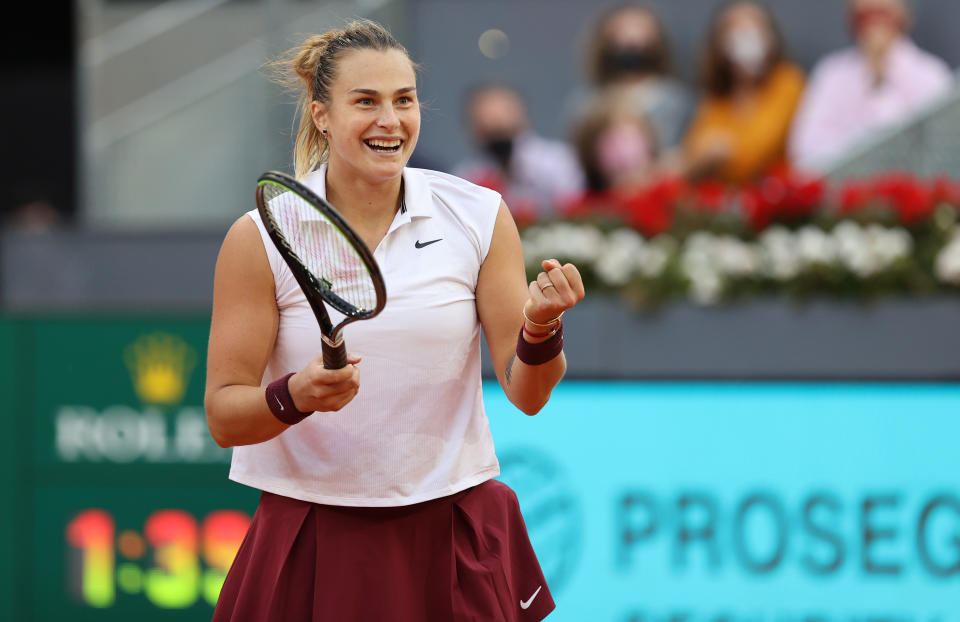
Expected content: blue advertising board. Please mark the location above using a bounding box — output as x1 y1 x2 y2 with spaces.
488 382 960 622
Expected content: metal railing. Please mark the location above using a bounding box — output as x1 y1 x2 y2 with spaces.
78 0 398 230
827 70 960 181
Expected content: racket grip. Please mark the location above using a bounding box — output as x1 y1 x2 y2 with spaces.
322 340 349 370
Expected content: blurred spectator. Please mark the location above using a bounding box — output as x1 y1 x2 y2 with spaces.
683 0 804 184
570 3 694 155
4 185 64 233
572 88 659 194
565 90 684 236
454 83 583 222
789 0 953 171
7 199 61 233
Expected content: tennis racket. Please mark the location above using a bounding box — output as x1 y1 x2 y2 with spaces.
256 171 387 370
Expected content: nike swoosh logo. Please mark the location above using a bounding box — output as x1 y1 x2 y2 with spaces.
415 238 442 249
274 395 284 411
519 585 541 610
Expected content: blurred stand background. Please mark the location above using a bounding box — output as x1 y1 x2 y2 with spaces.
3 0 958 374
1 0 958 308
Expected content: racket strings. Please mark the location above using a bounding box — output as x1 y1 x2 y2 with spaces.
261 184 379 315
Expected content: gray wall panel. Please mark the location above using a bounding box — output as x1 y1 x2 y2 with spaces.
483 297 960 380
1 230 224 311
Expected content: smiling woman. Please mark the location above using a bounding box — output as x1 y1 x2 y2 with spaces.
204 19 584 622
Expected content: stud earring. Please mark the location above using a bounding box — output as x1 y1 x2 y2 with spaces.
322 129 328 135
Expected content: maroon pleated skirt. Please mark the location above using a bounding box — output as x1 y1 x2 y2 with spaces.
212 479 555 621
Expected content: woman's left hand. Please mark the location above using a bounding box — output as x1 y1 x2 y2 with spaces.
523 259 585 325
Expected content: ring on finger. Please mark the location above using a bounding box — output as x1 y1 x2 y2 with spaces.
539 282 556 291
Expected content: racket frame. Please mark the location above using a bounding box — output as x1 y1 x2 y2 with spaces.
255 171 387 367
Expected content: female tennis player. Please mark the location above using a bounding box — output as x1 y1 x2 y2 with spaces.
205 19 583 621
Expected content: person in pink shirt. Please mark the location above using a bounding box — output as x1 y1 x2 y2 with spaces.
789 0 954 171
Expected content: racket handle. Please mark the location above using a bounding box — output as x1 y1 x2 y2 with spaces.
322 340 348 370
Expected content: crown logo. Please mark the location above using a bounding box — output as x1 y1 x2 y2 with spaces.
124 333 198 406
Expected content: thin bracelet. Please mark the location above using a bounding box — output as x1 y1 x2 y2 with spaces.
523 321 561 340
522 307 564 328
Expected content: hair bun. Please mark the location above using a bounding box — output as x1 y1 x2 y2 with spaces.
294 32 338 84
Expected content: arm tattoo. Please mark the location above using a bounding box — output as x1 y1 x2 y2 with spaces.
505 354 516 385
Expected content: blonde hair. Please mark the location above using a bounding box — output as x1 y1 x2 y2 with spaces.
266 20 412 179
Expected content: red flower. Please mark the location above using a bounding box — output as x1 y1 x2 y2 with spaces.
551 171 958 236
739 170 825 230
648 176 687 207
692 181 727 212
871 172 932 224
509 199 540 228
467 170 539 227
788 176 826 218
470 170 505 195
622 189 672 236
839 179 870 213
559 193 591 219
741 186 773 231
894 182 932 224
560 191 613 219
932 175 960 207
560 180 679 236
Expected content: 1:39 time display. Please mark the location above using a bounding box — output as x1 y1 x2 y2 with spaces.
66 508 251 609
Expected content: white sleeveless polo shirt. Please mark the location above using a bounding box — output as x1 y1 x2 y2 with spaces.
229 165 503 507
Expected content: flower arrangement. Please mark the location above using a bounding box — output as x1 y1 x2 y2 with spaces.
520 172 960 307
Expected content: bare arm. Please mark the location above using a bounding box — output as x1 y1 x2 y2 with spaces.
204 216 360 447
477 202 585 415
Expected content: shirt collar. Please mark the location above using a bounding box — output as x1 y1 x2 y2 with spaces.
400 166 433 220
299 163 433 222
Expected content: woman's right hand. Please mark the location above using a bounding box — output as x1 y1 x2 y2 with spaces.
288 353 362 413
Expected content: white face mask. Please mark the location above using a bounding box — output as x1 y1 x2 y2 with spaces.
723 26 770 77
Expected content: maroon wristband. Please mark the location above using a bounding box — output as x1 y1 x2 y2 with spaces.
515 322 564 365
265 372 312 425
